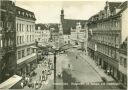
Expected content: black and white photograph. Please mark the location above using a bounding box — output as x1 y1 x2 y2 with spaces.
0 0 127 90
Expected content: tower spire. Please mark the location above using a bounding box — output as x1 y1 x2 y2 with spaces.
60 8 64 23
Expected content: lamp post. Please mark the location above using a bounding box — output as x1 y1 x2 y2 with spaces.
36 42 71 89
53 52 57 89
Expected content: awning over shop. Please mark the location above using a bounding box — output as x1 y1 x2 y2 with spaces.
30 46 38 49
17 53 37 65
0 75 22 89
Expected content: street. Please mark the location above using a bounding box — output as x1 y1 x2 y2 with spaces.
23 46 122 90
55 48 122 90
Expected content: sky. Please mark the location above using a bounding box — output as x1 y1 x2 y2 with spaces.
15 0 124 23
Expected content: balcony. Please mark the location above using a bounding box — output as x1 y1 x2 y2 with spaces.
17 53 37 65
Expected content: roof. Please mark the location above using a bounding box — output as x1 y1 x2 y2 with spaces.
49 23 59 33
15 6 36 21
35 24 48 30
0 75 22 89
117 1 128 14
62 19 87 35
108 2 122 12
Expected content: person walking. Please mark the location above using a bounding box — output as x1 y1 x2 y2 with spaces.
20 82 24 88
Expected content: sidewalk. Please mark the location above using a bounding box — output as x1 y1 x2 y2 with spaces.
79 52 114 82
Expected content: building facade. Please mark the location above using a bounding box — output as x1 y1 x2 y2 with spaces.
35 24 50 45
15 6 37 76
117 39 127 86
60 9 87 48
0 0 16 83
87 1 128 84
70 22 88 51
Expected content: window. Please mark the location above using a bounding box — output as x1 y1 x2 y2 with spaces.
27 48 30 55
22 36 24 43
17 36 19 45
30 25 31 31
0 21 3 28
27 25 28 31
27 35 28 42
18 51 21 59
124 58 127 68
22 24 23 31
22 50 25 57
17 23 18 31
120 57 123 65
0 40 3 47
20 24 21 31
20 36 22 44
30 35 31 42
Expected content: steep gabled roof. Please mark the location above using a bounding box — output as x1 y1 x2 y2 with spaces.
108 2 122 12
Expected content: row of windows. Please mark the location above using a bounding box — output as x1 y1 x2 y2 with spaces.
18 10 35 19
88 42 116 59
17 48 35 59
120 57 127 68
16 23 35 32
92 34 120 46
89 20 120 31
0 21 14 30
17 35 35 45
0 38 13 48
27 35 35 42
97 21 120 30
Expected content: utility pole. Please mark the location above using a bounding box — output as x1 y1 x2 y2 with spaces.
54 51 56 89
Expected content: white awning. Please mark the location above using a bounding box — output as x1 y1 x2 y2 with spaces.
30 46 38 49
0 75 22 89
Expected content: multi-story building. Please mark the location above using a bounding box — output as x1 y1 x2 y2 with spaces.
35 24 50 46
15 6 37 76
0 0 16 83
60 9 87 48
70 22 88 50
87 1 128 83
117 39 127 86
49 24 59 48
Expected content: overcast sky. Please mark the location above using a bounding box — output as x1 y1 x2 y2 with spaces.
15 0 124 23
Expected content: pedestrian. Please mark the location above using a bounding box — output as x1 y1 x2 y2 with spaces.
107 69 110 75
20 82 24 88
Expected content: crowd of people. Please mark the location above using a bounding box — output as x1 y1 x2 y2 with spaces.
20 57 54 89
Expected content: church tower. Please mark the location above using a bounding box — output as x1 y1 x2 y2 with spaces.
60 8 64 23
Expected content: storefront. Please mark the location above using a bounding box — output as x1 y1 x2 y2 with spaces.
16 53 37 77
94 51 119 80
